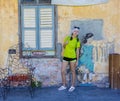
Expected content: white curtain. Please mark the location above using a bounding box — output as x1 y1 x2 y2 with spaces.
51 0 109 6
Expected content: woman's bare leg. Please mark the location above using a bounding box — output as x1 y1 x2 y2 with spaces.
61 61 68 86
70 61 76 86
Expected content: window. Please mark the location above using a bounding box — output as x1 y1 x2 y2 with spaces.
19 0 56 58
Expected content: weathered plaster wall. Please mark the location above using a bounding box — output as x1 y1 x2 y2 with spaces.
0 0 120 87
57 0 120 78
0 0 18 66
57 0 120 44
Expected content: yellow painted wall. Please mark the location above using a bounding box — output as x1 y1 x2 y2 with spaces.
57 0 120 74
0 0 18 66
0 0 120 70
57 0 120 46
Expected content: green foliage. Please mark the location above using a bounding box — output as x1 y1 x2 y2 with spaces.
31 81 42 88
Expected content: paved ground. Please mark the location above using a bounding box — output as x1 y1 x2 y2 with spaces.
0 86 120 101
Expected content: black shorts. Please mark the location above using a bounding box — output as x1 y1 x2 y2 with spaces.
63 57 76 62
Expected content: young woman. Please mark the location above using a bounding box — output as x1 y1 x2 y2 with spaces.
58 26 81 92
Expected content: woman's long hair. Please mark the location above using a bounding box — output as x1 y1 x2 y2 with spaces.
70 34 79 42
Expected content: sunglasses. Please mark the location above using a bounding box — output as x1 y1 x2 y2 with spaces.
74 26 80 29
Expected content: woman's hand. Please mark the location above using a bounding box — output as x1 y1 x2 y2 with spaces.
63 41 69 48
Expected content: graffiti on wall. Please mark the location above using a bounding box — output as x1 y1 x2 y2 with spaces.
72 19 113 87
77 39 114 87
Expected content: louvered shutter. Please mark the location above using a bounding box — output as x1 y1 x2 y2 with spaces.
22 7 37 49
21 5 55 53
39 6 54 50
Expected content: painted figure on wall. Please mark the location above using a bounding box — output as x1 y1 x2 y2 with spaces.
77 33 94 84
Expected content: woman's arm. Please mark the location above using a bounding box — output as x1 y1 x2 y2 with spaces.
63 36 70 48
63 41 69 48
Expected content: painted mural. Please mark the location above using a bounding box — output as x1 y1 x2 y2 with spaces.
76 33 114 87
6 31 114 88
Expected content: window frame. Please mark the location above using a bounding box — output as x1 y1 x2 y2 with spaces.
19 0 57 58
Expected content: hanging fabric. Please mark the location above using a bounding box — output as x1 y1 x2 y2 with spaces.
51 0 109 6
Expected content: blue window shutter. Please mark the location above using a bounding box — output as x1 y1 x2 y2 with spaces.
39 6 55 50
21 5 55 54
21 6 38 50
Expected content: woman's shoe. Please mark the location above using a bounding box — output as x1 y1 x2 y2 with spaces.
68 86 75 92
58 85 67 91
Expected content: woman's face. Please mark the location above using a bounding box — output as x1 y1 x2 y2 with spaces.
73 30 79 37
